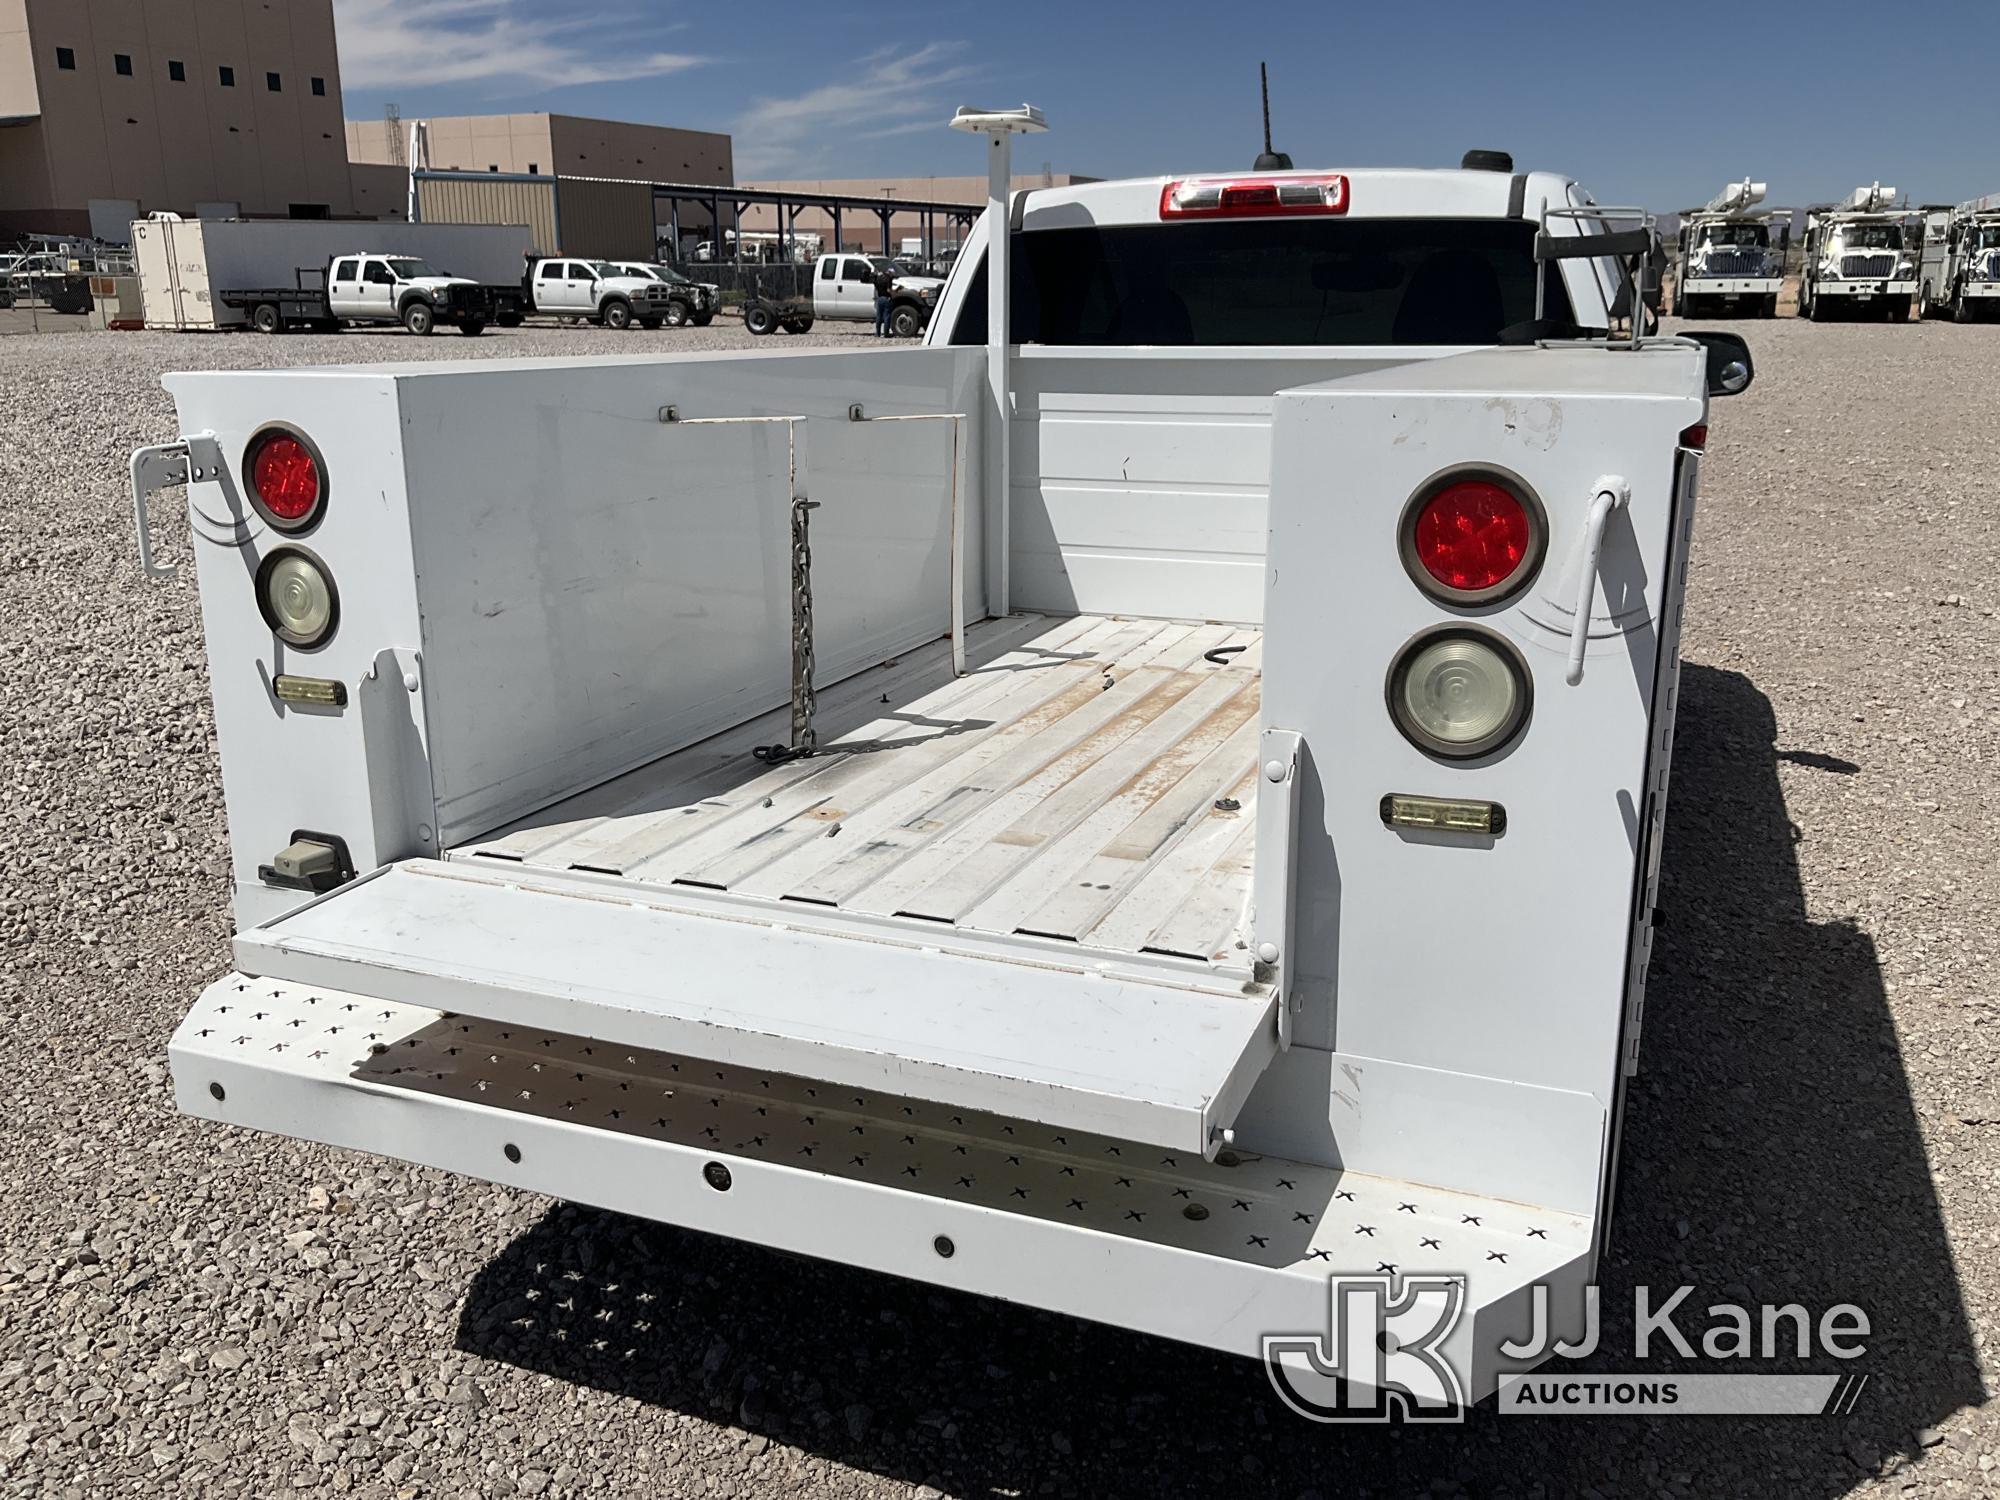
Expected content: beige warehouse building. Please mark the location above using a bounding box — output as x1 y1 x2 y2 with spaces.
0 0 355 237
345 112 733 186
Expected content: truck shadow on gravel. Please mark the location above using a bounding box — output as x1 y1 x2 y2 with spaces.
454 663 1980 1498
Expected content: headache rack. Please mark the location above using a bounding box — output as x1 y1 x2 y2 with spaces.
1533 203 1662 348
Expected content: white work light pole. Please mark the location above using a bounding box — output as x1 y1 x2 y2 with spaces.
950 105 1046 617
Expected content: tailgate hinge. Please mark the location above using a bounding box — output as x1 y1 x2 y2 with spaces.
1251 727 1304 1050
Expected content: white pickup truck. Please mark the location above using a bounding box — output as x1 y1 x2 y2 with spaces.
524 257 679 329
220 253 495 335
812 252 945 336
133 153 1752 1411
600 261 720 327
741 254 945 338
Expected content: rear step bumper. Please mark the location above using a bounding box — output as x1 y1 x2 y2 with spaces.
172 973 1593 1400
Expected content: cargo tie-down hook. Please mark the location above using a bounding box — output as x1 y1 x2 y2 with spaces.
1565 476 1630 686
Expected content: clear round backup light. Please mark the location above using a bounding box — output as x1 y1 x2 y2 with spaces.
1388 628 1531 759
257 547 338 649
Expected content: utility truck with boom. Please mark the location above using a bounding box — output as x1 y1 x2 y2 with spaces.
1673 179 1788 318
1916 193 2000 322
1799 183 1917 321
131 109 1751 1410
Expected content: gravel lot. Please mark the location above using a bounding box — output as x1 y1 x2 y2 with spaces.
1 317 1995 1499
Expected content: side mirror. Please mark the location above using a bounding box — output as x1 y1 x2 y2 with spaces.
1685 330 1754 397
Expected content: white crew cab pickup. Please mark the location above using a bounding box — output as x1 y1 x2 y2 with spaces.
132 152 1752 1409
813 252 945 336
600 261 720 326
525 257 677 329
219 253 495 336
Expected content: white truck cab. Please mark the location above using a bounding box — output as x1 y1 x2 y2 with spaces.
326 254 489 335
1916 193 2000 322
526 257 677 329
1799 184 1918 322
813 252 945 336
1674 179 1788 318
133 152 1752 1410
600 261 720 326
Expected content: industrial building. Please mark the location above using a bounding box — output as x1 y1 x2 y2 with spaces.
345 112 732 187
0 0 356 237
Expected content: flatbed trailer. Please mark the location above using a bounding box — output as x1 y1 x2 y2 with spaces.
215 268 339 334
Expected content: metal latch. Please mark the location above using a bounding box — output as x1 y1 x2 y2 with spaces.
257 830 356 894
129 431 220 579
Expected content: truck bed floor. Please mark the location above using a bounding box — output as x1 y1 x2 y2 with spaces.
458 614 1263 974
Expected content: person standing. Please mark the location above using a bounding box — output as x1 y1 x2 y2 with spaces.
873 263 896 337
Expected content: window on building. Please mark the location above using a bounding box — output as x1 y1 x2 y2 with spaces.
288 204 328 220
310 76 325 96
114 53 133 76
55 46 75 70
488 165 499 173
218 65 235 86
266 71 281 92
527 163 538 174
168 59 186 82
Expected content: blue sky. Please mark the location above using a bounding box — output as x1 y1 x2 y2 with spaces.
331 0 2000 209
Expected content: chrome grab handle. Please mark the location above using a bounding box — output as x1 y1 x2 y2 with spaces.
1566 475 1630 685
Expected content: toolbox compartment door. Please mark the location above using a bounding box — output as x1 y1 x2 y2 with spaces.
233 858 1280 1155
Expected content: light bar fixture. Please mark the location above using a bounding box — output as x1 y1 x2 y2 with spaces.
1379 793 1507 837
273 674 347 707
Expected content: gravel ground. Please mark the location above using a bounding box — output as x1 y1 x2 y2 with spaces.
1 317 1995 1499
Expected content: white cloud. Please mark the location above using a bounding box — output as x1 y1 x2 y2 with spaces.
733 42 976 175
332 0 705 90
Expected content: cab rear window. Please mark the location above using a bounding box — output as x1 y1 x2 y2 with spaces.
950 218 1572 346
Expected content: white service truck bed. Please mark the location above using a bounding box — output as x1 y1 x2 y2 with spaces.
144 209 1723 1400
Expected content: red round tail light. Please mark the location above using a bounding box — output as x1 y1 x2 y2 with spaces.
244 425 326 531
1400 471 1544 605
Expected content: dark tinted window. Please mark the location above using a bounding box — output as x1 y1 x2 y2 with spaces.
168 58 186 81
951 219 1572 346
218 65 234 86
310 76 325 96
55 46 75 69
266 71 281 91
114 53 132 76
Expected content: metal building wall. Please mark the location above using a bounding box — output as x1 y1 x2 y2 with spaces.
416 176 559 257
551 177 656 260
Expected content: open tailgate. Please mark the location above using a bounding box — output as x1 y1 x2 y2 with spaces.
232 859 1280 1155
